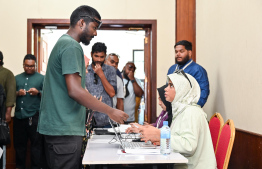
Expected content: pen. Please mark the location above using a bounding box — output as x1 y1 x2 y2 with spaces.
132 123 139 128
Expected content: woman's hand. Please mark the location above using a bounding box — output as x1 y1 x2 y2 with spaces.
140 125 161 143
125 123 143 133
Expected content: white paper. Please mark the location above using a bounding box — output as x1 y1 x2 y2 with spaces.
0 147 3 158
108 124 131 133
117 149 161 155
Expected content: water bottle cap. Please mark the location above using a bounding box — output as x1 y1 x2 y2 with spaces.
163 121 168 126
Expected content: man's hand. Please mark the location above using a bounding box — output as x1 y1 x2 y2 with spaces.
27 88 39 96
108 109 129 124
140 125 161 143
94 64 104 77
94 95 102 102
127 71 135 81
5 107 12 123
18 89 26 96
6 112 11 123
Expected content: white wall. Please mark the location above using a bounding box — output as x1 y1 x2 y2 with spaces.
1 0 261 134
0 0 176 116
42 29 145 73
197 0 262 134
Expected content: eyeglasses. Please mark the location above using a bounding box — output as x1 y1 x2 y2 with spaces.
108 53 120 58
173 69 192 88
80 15 102 29
94 73 98 84
23 64 35 69
127 64 136 71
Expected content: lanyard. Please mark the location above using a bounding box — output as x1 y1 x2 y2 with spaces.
174 60 193 72
156 111 168 128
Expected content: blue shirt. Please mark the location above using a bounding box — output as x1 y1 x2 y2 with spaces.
85 64 117 126
167 59 209 107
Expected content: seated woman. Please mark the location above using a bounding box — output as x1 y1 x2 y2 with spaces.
140 71 216 169
125 84 172 133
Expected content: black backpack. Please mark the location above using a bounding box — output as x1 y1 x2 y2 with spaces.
0 84 10 145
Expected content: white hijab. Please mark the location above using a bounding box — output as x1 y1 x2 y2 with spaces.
167 72 201 120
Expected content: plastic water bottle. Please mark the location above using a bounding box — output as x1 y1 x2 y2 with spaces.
138 98 145 125
160 121 171 155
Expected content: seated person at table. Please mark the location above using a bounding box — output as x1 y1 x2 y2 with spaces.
139 71 216 169
125 84 172 133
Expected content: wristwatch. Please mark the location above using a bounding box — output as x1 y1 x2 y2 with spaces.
37 91 41 96
131 79 135 83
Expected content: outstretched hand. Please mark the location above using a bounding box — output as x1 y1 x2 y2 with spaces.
109 109 129 124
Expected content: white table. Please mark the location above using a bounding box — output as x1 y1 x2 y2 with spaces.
82 135 188 167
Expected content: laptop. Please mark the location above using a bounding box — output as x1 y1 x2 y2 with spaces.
108 119 160 154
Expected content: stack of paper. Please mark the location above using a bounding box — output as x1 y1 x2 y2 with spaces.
108 124 131 133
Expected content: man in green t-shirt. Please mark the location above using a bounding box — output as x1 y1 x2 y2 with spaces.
37 5 129 169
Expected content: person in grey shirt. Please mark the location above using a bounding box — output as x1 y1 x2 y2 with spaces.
85 42 117 127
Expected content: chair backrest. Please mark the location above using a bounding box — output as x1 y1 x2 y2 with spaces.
215 119 235 169
209 112 224 151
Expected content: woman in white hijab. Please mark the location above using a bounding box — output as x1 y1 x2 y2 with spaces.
140 71 217 169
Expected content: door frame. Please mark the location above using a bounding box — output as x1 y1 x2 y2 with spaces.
27 19 157 123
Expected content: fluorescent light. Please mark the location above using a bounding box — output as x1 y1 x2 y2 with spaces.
45 26 57 29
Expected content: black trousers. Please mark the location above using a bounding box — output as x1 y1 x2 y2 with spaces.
44 135 83 169
13 113 44 169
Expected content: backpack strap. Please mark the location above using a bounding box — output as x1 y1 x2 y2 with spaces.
0 84 6 121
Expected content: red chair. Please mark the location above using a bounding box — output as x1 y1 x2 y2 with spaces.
209 112 224 152
215 119 235 169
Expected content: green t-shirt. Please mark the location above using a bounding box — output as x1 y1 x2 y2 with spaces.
38 34 86 136
15 72 44 119
0 66 16 107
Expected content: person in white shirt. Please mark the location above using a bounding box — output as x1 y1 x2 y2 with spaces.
105 53 124 110
122 62 144 122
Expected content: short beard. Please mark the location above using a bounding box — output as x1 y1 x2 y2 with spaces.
176 54 190 65
79 27 91 46
92 59 104 67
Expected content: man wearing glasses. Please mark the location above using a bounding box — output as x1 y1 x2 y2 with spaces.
122 62 144 122
85 42 117 128
14 54 44 169
37 5 128 169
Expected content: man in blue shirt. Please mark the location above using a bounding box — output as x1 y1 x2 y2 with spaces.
167 40 209 107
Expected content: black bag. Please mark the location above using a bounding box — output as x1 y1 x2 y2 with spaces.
0 84 11 145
